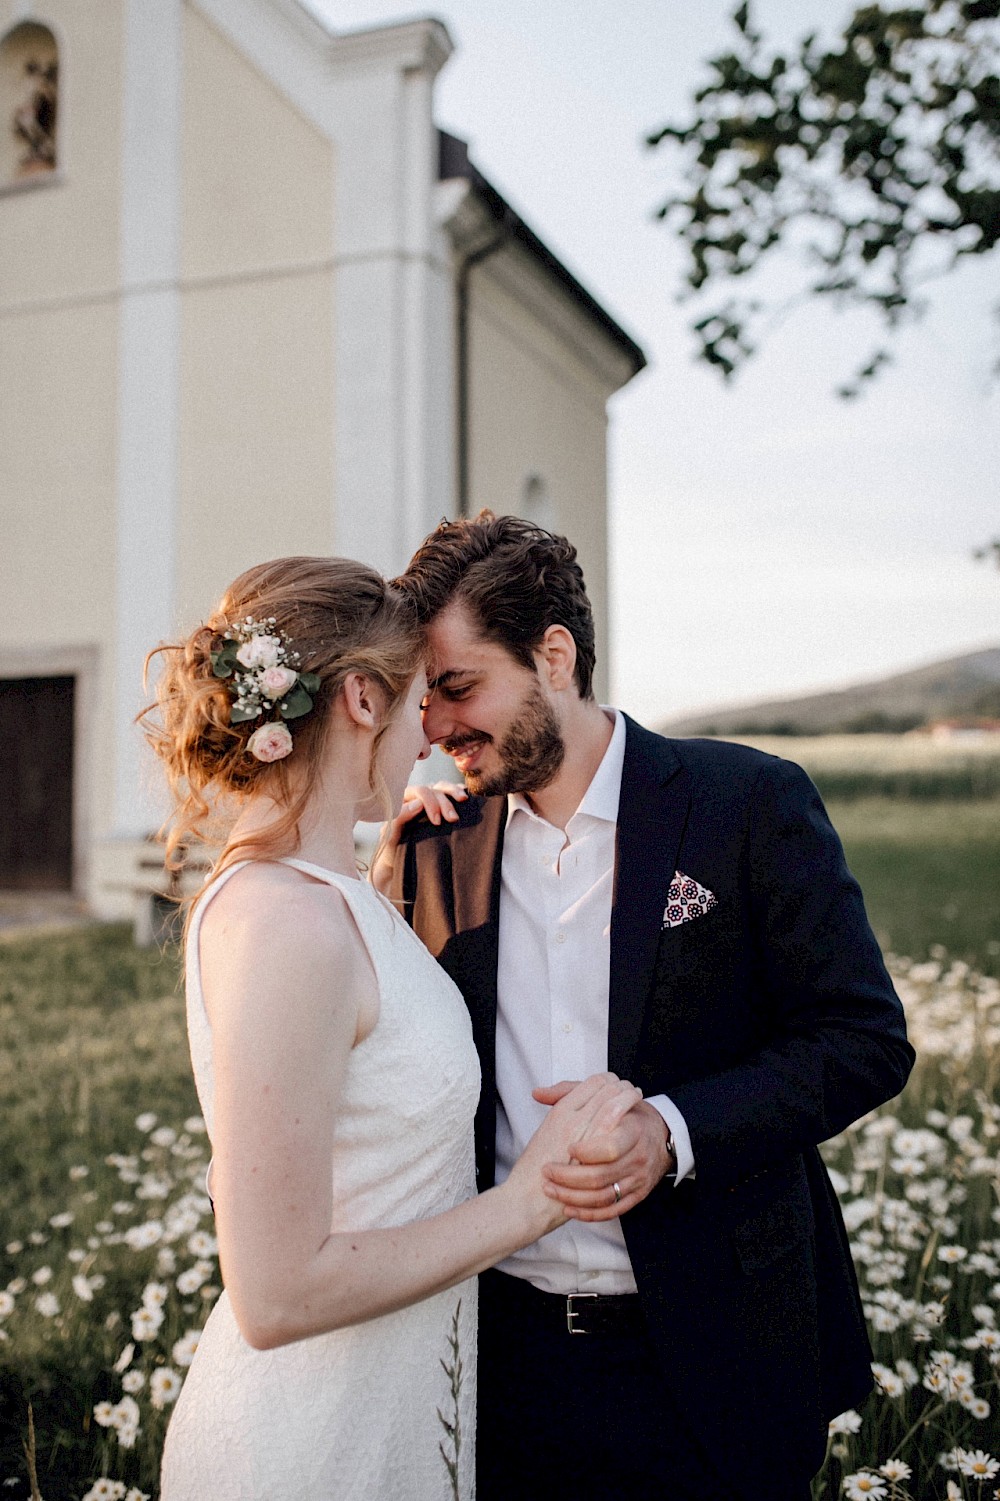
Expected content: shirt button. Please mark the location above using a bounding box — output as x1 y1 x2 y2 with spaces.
555 931 567 944
562 1022 572 1033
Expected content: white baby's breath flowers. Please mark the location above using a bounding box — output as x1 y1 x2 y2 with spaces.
150 1366 183 1409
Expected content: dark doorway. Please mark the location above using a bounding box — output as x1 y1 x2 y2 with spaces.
0 676 74 890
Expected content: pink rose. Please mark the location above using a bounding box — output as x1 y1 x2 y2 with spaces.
260 666 298 699
236 635 281 671
247 722 293 763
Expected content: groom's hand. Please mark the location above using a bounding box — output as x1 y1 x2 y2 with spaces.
534 1084 675 1220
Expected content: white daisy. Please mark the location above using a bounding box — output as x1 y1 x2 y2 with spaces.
149 1366 183 1409
172 1329 201 1367
34 1292 60 1317
842 1472 887 1499
957 1450 999 1480
121 1370 145 1394
130 1306 163 1341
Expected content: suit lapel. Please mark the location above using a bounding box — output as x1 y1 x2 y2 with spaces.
608 718 689 1079
448 795 505 1109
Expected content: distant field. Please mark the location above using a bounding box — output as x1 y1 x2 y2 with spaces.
726 732 1000 800
723 732 996 804
827 797 1000 976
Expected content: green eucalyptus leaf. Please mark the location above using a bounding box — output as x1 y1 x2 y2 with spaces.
210 642 239 679
298 672 321 694
230 704 262 724
278 685 314 720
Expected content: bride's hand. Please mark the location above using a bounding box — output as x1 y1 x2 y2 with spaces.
503 1074 643 1239
370 782 468 893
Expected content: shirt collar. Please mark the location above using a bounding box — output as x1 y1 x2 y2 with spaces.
506 708 624 830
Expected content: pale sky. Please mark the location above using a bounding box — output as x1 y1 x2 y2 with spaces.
312 0 1000 724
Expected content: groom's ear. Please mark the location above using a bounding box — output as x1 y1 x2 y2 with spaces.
535 625 577 694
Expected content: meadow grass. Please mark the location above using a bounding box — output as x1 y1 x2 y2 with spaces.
830 799 1000 978
0 794 997 1498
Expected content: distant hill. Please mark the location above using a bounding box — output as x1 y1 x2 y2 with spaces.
658 645 1000 737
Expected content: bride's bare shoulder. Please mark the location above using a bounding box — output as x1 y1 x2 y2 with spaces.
198 861 362 962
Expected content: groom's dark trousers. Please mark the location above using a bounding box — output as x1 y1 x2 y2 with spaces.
391 719 914 1500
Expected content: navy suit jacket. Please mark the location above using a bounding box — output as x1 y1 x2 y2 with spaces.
390 718 914 1485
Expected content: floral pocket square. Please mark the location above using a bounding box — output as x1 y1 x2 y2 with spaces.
661 871 718 929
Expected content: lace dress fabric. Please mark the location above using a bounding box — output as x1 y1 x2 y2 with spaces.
160 859 480 1500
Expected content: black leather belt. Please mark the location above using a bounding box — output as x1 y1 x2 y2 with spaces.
483 1269 646 1336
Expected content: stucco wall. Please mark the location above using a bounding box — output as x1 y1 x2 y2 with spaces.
175 5 335 628
0 0 124 853
466 250 613 701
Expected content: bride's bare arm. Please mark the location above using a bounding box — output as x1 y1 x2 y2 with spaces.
200 866 638 1351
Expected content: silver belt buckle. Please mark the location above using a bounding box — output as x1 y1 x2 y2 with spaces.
566 1291 598 1335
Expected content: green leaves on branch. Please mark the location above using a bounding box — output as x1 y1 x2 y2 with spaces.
648 0 1000 393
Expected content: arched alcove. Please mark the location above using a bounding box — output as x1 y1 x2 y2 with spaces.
0 21 59 190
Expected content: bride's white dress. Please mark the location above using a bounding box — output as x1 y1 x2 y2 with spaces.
160 859 480 1500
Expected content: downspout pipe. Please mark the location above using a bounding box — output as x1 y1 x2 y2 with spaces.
455 216 512 517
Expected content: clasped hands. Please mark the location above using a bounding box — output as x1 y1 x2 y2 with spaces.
535 1079 677 1221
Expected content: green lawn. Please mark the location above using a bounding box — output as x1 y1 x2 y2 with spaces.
828 797 1000 975
0 925 190 1233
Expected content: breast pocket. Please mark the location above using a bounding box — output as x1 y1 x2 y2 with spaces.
656 905 738 973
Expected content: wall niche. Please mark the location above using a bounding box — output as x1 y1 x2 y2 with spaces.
0 21 59 190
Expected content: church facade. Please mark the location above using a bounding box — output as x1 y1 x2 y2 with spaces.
0 0 644 915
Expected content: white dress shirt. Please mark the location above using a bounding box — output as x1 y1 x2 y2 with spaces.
493 709 694 1295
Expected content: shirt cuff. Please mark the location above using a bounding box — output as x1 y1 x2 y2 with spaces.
645 1095 695 1185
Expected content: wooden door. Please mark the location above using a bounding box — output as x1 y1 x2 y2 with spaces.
0 676 74 890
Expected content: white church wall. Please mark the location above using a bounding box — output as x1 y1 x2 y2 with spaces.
466 249 618 702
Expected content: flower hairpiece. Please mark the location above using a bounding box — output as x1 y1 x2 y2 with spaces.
210 616 320 762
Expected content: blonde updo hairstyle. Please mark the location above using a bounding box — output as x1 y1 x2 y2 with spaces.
144 556 424 890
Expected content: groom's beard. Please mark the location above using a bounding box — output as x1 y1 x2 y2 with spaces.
443 682 565 798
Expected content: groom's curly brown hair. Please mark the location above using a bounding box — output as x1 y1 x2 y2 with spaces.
394 510 597 701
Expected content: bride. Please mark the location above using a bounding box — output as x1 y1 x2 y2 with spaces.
145 555 639 1500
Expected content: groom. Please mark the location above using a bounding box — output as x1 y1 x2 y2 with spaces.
388 512 913 1501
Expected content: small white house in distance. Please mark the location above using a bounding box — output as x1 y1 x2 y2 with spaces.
0 0 646 918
